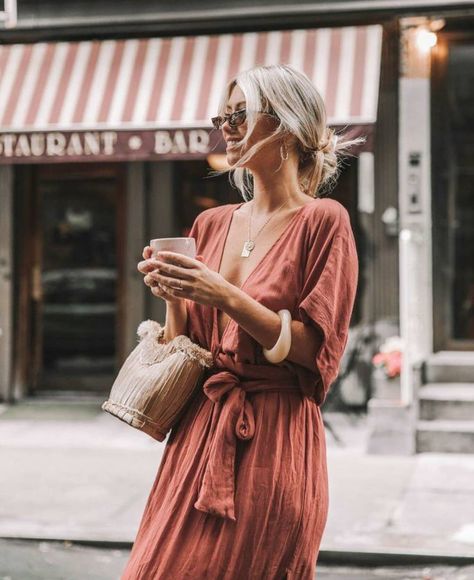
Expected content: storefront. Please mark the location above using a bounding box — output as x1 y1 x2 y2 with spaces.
363 12 474 455
431 24 474 351
0 25 383 400
395 16 473 372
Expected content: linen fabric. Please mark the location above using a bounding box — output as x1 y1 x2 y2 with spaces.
121 197 359 579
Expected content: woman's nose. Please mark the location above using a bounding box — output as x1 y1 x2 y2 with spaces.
222 123 239 137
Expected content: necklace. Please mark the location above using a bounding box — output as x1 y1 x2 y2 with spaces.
240 197 291 258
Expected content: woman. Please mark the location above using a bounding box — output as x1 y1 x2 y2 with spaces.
122 64 360 579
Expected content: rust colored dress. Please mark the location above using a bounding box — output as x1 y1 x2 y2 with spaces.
121 197 359 579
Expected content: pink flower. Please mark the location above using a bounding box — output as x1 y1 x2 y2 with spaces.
385 351 402 378
372 341 402 379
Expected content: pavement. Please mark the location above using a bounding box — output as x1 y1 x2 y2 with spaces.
3 539 474 580
1 395 474 568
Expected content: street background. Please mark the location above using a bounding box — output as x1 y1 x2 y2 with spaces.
1 0 474 578
1 397 474 578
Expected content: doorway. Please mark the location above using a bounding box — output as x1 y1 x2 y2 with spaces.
432 30 474 350
17 163 125 393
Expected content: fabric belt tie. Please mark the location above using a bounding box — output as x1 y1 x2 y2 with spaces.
193 355 301 522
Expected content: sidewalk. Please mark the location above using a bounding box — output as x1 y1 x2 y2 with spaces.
1 396 474 565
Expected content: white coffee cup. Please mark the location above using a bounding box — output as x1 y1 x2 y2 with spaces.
150 237 196 259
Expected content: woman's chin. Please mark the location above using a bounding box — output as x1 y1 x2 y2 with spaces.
226 150 241 164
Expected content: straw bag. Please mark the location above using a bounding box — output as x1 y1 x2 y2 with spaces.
101 319 214 441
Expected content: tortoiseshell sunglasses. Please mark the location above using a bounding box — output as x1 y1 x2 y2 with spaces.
211 108 278 130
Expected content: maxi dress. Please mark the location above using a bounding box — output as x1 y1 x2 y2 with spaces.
121 197 359 580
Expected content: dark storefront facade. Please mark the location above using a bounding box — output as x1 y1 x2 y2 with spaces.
431 25 474 351
0 21 382 399
1 0 473 456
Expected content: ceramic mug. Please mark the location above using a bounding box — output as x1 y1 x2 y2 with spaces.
150 237 196 259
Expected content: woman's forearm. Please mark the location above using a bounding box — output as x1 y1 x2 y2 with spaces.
163 300 188 342
221 283 323 372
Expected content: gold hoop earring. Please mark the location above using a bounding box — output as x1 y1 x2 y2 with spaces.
280 142 289 161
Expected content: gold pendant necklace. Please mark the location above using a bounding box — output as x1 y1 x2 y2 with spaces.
240 198 291 258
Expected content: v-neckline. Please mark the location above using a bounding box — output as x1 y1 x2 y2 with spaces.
213 199 315 348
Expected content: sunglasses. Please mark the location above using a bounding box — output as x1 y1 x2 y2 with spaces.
211 108 278 130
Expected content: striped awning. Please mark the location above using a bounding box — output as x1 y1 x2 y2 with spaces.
0 25 382 133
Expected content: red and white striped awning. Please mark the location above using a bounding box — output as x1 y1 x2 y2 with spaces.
0 25 382 133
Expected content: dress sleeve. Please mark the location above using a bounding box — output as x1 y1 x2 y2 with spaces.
295 204 359 405
184 211 204 338
187 211 201 243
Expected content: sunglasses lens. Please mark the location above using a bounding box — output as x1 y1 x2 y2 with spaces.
211 117 221 129
212 109 246 129
230 110 246 127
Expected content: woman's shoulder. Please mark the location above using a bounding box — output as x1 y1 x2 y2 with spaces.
305 196 351 227
302 197 353 243
307 196 349 218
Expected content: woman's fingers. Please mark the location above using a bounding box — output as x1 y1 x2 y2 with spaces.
149 279 183 304
150 281 167 296
143 273 156 287
140 251 204 277
142 246 153 260
149 260 192 282
138 249 206 304
144 274 170 298
137 258 159 275
154 251 202 270
144 272 177 294
150 281 167 298
149 270 188 292
139 249 203 275
138 248 188 305
138 247 153 272
138 258 185 276
137 260 149 274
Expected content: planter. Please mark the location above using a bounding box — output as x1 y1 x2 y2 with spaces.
372 367 401 399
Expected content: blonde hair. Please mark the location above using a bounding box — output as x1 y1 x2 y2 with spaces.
210 64 366 200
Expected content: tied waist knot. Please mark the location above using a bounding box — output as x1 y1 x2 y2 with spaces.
202 370 256 440
193 355 300 522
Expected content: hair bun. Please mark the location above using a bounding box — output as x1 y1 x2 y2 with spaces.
317 128 337 154
305 129 338 158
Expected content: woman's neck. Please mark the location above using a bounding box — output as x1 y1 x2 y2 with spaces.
250 167 308 214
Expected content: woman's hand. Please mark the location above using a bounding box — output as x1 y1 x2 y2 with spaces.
140 250 231 309
138 246 186 304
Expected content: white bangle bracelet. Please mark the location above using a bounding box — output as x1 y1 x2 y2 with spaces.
262 309 292 364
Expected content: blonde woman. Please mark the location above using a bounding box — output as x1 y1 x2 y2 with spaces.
123 64 360 579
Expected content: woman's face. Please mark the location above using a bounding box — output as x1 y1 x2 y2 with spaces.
222 84 279 168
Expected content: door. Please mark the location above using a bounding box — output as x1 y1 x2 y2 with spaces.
30 163 125 392
0 166 13 401
432 31 474 351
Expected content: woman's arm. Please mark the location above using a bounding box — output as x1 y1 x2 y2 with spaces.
218 284 323 373
147 250 322 368
163 301 188 343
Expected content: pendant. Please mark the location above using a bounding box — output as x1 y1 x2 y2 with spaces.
240 239 255 258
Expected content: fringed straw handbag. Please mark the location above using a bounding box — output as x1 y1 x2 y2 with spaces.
101 320 214 441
